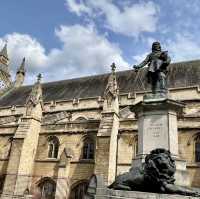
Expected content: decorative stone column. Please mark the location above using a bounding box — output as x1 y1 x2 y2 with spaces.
95 63 119 185
2 74 43 198
55 149 72 199
131 97 190 186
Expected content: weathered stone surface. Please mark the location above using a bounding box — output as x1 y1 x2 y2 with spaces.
132 99 182 156
96 189 200 199
131 98 189 186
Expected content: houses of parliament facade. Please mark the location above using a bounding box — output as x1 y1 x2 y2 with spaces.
0 44 199 198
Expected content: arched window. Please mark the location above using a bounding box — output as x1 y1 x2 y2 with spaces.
47 136 59 159
38 178 56 199
195 135 200 162
82 138 94 160
69 180 88 199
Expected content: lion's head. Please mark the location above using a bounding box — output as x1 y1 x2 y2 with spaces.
144 148 176 185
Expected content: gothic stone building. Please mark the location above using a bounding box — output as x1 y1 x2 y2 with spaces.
0 44 199 198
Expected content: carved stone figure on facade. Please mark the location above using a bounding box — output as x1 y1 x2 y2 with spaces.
134 42 171 94
26 74 43 116
109 148 200 197
104 63 118 107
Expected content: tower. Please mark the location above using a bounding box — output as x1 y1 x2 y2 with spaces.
95 63 119 185
0 43 12 89
2 74 43 197
14 57 26 87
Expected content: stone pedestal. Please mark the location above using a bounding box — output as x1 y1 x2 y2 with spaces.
90 175 199 199
95 189 199 199
131 96 190 186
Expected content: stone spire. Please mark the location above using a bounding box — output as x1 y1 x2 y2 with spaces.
0 43 8 60
95 63 120 185
17 57 26 75
25 73 43 116
103 62 119 111
0 43 12 89
14 58 26 87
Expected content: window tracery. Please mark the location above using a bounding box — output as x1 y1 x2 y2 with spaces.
47 136 59 159
38 177 56 199
82 138 94 160
69 180 88 199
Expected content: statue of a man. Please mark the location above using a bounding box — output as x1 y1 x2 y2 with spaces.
134 42 171 94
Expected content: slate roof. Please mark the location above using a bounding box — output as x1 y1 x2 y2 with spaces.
0 60 200 107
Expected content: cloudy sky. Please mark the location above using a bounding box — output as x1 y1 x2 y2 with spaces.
0 0 200 84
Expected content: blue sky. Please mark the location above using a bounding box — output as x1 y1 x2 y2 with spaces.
1 0 200 84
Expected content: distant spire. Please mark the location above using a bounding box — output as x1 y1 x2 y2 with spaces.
111 62 116 73
17 57 26 75
25 73 43 116
0 43 8 59
37 73 42 83
104 63 118 100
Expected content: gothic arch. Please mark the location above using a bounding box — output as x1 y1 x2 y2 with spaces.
82 137 95 160
36 177 56 199
69 180 89 199
75 134 95 160
187 133 200 146
187 132 200 162
76 134 95 147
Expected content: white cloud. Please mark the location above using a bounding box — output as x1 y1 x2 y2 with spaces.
0 24 128 84
132 33 200 65
65 0 91 16
65 0 159 37
0 33 48 70
132 52 148 65
165 34 200 62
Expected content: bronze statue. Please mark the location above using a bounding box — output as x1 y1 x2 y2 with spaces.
134 42 171 94
109 148 200 197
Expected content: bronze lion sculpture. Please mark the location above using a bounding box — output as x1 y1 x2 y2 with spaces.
109 148 200 197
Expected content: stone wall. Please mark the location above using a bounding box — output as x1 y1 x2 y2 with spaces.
0 87 199 197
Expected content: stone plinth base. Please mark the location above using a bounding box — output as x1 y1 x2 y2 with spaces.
0 194 33 199
174 159 190 187
130 97 190 187
89 176 199 199
95 189 199 199
131 98 185 156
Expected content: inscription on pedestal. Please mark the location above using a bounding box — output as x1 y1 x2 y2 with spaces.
149 123 163 137
141 114 168 154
